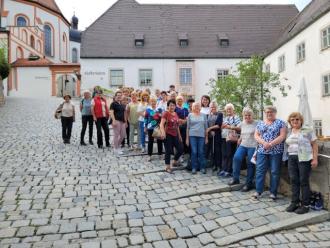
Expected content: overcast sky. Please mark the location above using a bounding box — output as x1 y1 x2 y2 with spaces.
56 0 312 30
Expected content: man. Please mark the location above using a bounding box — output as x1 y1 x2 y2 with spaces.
168 84 178 94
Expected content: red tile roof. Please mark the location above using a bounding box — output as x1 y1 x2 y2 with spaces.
11 58 53 67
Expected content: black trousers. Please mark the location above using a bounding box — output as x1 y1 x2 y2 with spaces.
121 122 130 146
222 138 237 173
147 129 163 156
80 115 93 142
164 134 183 165
61 116 73 141
95 117 110 147
206 134 222 169
288 155 312 206
179 125 189 154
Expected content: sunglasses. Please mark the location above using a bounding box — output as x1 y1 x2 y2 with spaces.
290 118 301 122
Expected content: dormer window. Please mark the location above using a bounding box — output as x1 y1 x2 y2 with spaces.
178 33 188 47
134 33 144 47
217 33 229 47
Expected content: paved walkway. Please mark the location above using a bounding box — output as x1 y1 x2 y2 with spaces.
0 97 329 248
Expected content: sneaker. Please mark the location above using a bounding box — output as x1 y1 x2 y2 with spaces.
228 179 240 186
224 172 232 178
269 193 277 201
286 203 300 212
241 185 253 192
201 169 206 174
80 141 87 146
295 206 309 214
147 156 152 162
252 192 261 200
89 140 94 145
192 169 197 175
179 157 184 163
218 171 225 177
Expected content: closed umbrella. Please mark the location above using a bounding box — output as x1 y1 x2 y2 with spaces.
297 78 313 128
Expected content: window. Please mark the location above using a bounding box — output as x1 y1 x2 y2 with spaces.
313 120 322 137
297 42 305 62
139 69 152 86
134 33 144 47
278 55 285 72
44 25 53 56
72 48 78 63
265 64 271 73
217 33 229 47
135 40 144 47
180 39 189 47
179 68 192 84
323 74 330 96
321 26 330 49
30 35 35 49
217 69 229 81
220 39 229 47
110 69 124 86
17 16 27 27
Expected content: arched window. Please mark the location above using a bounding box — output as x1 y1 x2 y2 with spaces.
44 24 53 56
72 48 78 63
22 29 28 43
37 40 42 52
17 16 27 27
30 35 35 49
16 47 24 59
62 33 68 61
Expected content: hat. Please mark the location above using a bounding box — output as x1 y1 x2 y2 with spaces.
63 94 71 99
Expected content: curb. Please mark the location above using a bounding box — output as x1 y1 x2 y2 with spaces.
214 211 330 247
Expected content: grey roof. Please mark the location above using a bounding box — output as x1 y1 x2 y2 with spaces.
70 29 82 43
267 0 330 55
81 0 298 59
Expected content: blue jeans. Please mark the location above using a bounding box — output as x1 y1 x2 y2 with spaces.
138 121 145 148
232 146 255 185
255 153 282 196
190 136 206 171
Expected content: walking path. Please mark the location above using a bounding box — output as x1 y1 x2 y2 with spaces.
0 97 329 248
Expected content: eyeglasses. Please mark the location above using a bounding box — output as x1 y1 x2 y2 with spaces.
290 118 301 122
265 111 274 114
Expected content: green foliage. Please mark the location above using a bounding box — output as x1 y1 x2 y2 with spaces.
0 48 10 80
208 56 291 119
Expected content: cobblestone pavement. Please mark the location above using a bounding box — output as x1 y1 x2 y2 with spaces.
0 97 329 248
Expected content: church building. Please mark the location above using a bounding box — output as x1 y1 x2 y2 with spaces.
0 0 81 97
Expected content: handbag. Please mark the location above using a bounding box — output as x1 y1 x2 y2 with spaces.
54 103 63 119
152 126 162 138
226 130 238 143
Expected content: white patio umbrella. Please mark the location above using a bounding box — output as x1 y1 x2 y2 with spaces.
297 77 313 128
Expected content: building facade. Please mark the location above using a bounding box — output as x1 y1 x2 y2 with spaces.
0 0 81 98
264 0 330 136
81 0 298 97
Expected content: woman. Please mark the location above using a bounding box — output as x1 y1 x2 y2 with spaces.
144 96 163 161
137 91 149 152
157 91 168 112
80 90 93 146
91 90 110 148
219 103 241 177
121 96 130 148
285 112 318 214
160 99 183 173
254 106 286 200
127 91 140 149
200 95 211 115
175 95 189 154
186 102 208 174
206 101 223 172
110 91 127 155
228 107 258 192
56 94 75 144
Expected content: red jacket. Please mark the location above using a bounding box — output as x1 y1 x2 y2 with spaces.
93 96 109 118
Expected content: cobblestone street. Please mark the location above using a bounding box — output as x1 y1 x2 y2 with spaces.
0 97 329 248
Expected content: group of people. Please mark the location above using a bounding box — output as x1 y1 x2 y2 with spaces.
55 84 319 215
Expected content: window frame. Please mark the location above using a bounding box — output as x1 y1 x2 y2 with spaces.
16 16 28 27
322 73 330 97
179 39 189 48
313 119 323 137
44 24 54 57
296 42 306 63
278 54 286 73
139 69 153 87
135 39 144 47
216 69 229 81
109 69 124 87
72 48 78 63
179 67 192 84
321 25 330 50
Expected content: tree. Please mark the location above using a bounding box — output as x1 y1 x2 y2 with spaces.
0 47 10 106
208 56 290 119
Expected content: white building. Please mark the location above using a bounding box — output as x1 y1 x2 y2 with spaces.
0 0 81 98
80 0 297 97
264 0 330 136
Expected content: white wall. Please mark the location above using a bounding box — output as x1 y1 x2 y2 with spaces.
81 58 241 99
264 11 330 136
10 67 52 98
